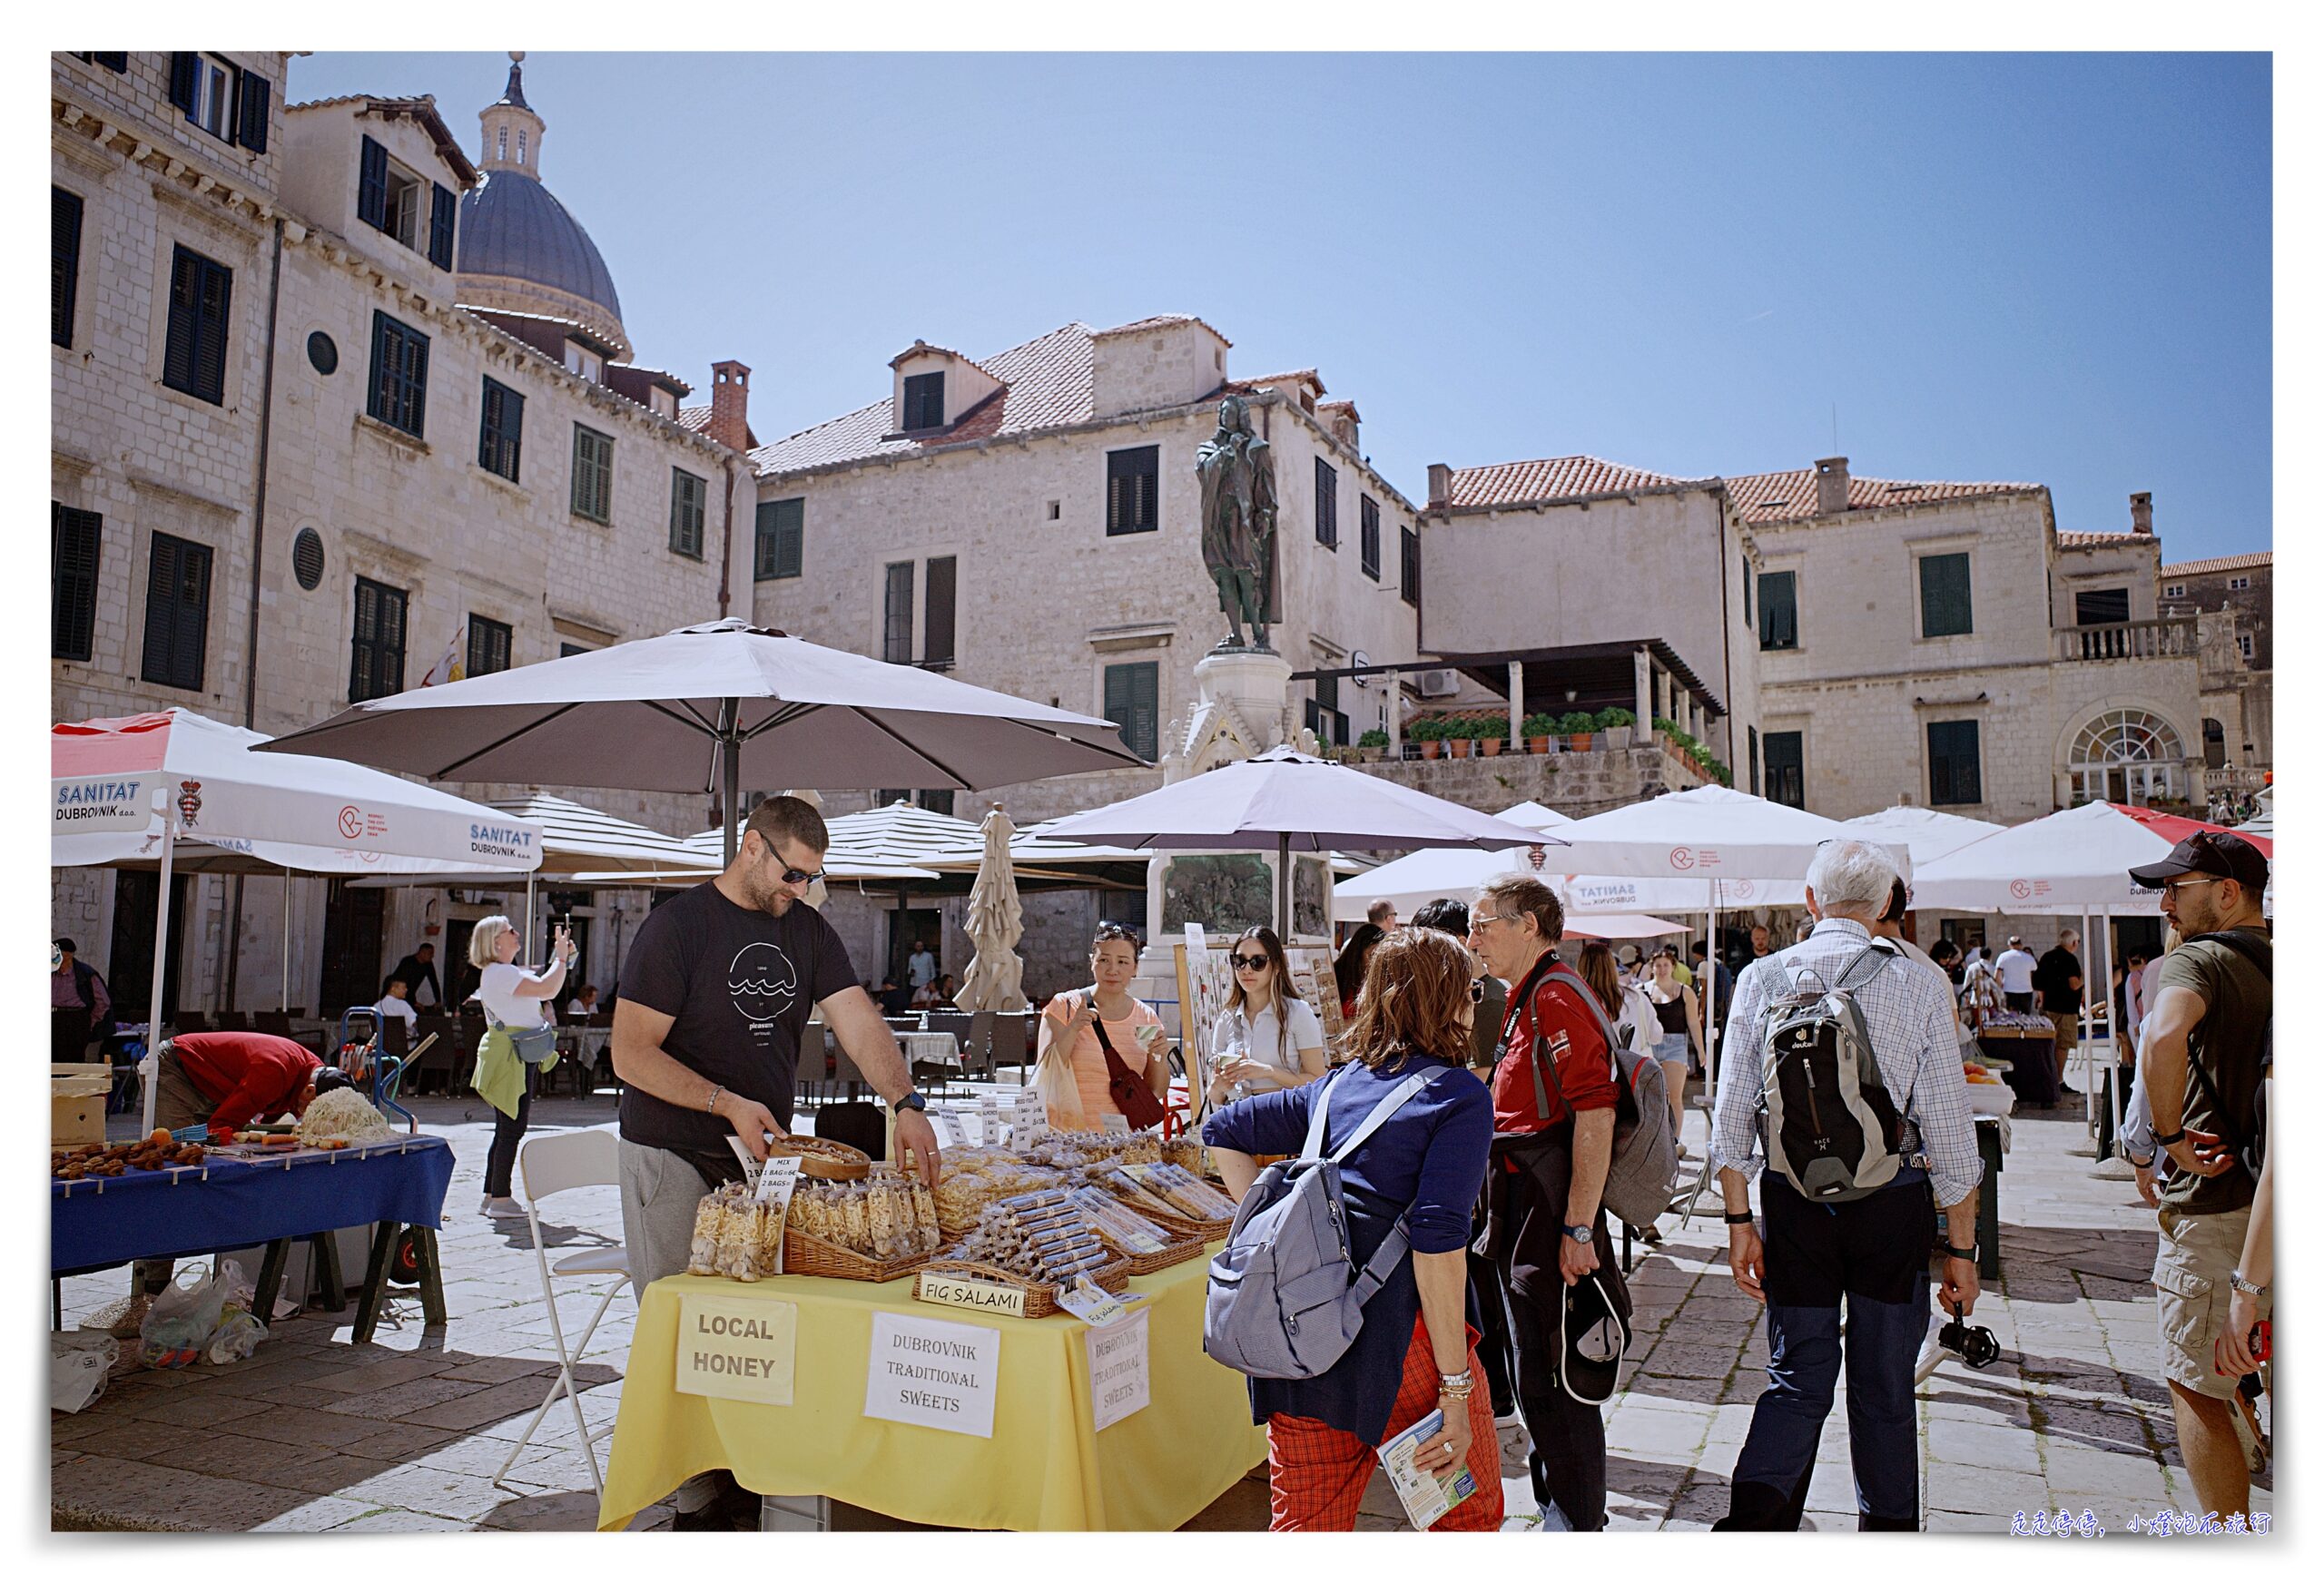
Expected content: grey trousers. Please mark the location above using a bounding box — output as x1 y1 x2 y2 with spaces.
617 1138 723 1512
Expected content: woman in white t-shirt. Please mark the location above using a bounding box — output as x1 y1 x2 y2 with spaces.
473 913 576 1219
1207 927 1328 1107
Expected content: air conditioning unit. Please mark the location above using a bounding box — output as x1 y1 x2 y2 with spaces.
1416 669 1461 698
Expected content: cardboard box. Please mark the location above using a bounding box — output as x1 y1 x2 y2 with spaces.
52 1064 112 1147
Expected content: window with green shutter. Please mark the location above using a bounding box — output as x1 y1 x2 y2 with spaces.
882 562 915 664
478 378 523 481
428 182 457 270
923 556 956 670
467 614 512 677
350 576 407 702
1106 446 1159 536
1927 720 1982 805
572 426 613 522
357 135 389 231
1400 526 1420 607
1763 731 1805 808
1315 457 1338 547
1359 496 1381 580
366 310 428 437
53 186 83 349
53 504 101 662
141 532 212 692
901 371 945 431
755 497 803 580
669 467 706 558
1758 570 1798 650
162 245 232 405
1104 662 1159 762
1918 552 1973 637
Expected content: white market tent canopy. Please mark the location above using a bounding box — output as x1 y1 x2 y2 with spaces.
1910 801 2271 915
347 793 713 887
1841 805 2005 872
52 708 542 1129
1548 784 1912 884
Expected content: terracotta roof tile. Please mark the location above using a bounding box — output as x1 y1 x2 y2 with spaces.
677 405 713 434
1245 369 1324 393
752 321 1099 476
1445 456 1706 509
1725 469 2041 525
2055 530 2152 548
2160 550 2271 576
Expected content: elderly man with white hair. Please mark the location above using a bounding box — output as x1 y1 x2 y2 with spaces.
1708 838 1981 1532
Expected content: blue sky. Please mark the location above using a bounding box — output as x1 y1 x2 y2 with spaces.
292 51 2272 559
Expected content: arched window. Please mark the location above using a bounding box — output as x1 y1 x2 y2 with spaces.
2070 709 2184 806
2202 718 2227 770
517 129 527 166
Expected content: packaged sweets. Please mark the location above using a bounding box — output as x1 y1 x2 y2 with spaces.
785 1175 941 1260
1126 1162 1238 1220
1067 1185 1173 1256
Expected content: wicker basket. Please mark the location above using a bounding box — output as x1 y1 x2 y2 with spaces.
778 1225 938 1283
1122 1235 1207 1276
766 1136 873 1181
914 1254 1131 1319
1137 1204 1236 1243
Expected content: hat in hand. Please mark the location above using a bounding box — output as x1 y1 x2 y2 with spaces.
2128 828 2269 894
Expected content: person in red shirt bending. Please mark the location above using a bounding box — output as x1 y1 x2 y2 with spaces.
1468 874 1629 1533
154 1031 350 1137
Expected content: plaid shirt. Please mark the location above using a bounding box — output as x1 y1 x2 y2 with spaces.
1710 917 1981 1207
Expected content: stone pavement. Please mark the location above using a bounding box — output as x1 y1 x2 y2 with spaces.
52 1088 2267 1533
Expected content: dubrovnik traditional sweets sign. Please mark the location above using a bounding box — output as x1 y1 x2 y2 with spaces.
863 1312 1000 1437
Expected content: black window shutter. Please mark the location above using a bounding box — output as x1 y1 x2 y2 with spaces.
357 135 389 231
428 182 456 270
142 536 181 683
192 256 231 404
53 186 83 349
142 534 210 691
94 52 128 74
173 541 211 689
924 556 957 667
403 324 428 436
774 498 804 577
52 504 102 662
236 70 271 154
169 52 198 114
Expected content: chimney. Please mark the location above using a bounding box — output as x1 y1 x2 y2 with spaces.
2130 491 2154 536
707 360 752 453
1427 463 1452 509
1814 457 1851 517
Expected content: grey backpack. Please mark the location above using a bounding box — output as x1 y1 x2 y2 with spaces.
1519 963 1683 1234
1758 940 1914 1203
1202 1065 1433 1381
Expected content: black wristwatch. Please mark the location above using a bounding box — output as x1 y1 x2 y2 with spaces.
1723 1211 1757 1225
1563 1223 1595 1244
1940 1242 1977 1262
2152 1127 2186 1148
890 1089 928 1116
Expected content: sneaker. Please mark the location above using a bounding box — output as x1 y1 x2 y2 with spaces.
481 1196 527 1220
1675 1140 1690 1159
671 1477 760 1530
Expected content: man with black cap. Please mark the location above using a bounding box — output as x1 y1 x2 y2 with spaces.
2130 828 2270 1527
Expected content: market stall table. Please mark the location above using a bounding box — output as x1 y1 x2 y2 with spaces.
597 1251 1265 1532
50 1136 454 1342
1979 1026 2059 1107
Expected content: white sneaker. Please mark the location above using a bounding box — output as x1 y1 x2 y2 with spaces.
482 1196 527 1220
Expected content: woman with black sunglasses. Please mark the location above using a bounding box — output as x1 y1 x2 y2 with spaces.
1208 927 1327 1106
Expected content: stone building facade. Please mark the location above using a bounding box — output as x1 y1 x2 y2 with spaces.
52 52 752 1018
2160 549 2272 799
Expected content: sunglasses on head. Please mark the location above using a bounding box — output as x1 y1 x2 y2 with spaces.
1230 953 1271 972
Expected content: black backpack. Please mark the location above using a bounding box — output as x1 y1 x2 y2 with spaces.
2182 931 2271 1178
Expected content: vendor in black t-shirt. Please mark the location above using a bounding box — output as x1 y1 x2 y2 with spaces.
610 794 944 1528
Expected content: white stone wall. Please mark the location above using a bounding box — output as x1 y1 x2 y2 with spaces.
749 387 1423 822
1091 320 1231 418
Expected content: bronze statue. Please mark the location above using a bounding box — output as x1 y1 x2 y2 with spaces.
1196 395 1277 649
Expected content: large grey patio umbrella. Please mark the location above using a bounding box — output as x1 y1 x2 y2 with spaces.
261 620 1146 864
1041 746 1555 938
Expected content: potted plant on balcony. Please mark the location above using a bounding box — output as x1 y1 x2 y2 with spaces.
1593 706 1636 750
1357 728 1388 763
1446 717 1474 759
1558 711 1597 752
1477 717 1509 757
1521 713 1558 755
1410 717 1446 760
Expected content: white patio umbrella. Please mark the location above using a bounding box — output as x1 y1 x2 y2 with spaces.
957 804 1029 1013
1333 803 1575 920
1841 805 2006 871
52 709 542 1129
1547 786 1911 1087
1042 747 1553 938
260 619 1145 867
1914 801 2275 1125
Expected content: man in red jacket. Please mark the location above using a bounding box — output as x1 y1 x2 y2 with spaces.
154 1031 344 1135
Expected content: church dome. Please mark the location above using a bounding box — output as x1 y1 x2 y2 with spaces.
453 55 631 360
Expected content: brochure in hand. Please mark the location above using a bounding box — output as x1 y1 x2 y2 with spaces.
1378 1408 1476 1530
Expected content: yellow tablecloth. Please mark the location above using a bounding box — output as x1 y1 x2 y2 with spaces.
596 1253 1266 1531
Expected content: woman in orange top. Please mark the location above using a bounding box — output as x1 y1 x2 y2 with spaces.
1036 924 1170 1128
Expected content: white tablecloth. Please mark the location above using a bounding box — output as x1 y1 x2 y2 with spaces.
896 1031 961 1068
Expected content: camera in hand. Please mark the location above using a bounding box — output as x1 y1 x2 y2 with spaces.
1936 1299 2001 1370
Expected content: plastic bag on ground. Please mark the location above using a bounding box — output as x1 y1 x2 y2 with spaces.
53 1332 119 1412
138 1260 241 1369
205 1310 268 1365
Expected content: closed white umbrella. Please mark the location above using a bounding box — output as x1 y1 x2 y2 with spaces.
958 804 1029 1013
1043 747 1554 937
260 619 1144 866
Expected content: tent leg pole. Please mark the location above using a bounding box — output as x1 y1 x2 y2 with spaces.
1706 892 1719 1099
143 819 177 1136
717 698 742 870
526 876 537 961
281 868 291 1015
1277 833 1291 942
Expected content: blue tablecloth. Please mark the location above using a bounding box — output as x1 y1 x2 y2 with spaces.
51 1136 454 1275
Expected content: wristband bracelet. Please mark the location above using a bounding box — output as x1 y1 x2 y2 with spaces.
704 1084 724 1116
2152 1127 2186 1148
2230 1273 2268 1298
1723 1211 1756 1225
1939 1242 1976 1262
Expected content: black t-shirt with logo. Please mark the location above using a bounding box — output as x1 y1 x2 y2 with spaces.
615 881 857 1156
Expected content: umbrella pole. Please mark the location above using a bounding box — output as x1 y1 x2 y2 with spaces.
281 867 291 1015
142 816 177 1135
526 875 537 962
1705 890 1719 1099
717 697 743 869
1277 832 1291 941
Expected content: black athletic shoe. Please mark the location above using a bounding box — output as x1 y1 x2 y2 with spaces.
671 1480 758 1530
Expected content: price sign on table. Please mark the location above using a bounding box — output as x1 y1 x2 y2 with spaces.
1086 1308 1149 1432
864 1311 1000 1438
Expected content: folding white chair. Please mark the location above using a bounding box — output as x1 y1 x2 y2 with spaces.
492 1128 629 1493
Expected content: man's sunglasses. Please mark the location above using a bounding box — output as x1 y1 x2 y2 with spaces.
747 833 825 887
1230 954 1271 972
1468 977 1487 1005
